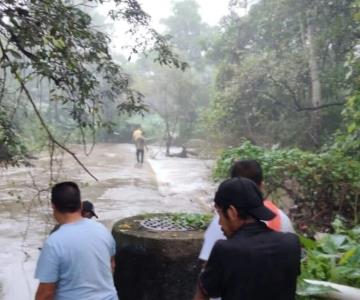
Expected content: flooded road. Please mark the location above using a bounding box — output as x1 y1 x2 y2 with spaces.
0 143 214 300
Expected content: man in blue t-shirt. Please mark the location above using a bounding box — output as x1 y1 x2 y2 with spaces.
35 181 118 300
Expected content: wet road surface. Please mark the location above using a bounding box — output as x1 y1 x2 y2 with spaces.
0 143 214 300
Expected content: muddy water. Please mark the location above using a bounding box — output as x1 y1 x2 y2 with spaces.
0 143 215 300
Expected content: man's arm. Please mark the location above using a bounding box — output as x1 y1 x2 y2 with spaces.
34 241 59 299
193 282 209 300
111 256 116 274
35 283 56 300
194 241 223 300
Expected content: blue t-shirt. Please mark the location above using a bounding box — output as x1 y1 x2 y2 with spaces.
35 218 118 300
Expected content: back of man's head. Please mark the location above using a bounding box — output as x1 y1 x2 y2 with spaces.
215 177 275 221
51 182 81 213
230 160 263 186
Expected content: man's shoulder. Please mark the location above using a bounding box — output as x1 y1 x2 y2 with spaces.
82 219 110 232
279 231 300 246
265 230 300 254
265 226 298 239
218 226 299 250
209 237 253 265
212 236 247 254
42 230 63 251
52 219 110 238
48 220 114 249
265 198 295 233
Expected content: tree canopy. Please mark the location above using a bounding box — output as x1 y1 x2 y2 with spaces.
0 0 184 169
203 0 358 149
129 0 213 155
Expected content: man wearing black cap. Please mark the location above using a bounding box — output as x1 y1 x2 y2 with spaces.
81 200 98 219
194 177 301 300
50 200 98 234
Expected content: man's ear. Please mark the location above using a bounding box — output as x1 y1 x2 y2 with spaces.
259 181 264 191
228 205 239 221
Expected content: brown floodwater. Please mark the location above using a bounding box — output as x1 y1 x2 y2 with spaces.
0 143 214 300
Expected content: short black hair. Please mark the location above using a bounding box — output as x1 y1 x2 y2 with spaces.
218 204 252 220
214 177 274 221
51 181 81 213
230 160 263 186
215 177 261 220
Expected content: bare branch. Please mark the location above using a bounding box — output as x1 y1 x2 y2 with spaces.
16 74 99 181
268 75 345 111
0 36 98 180
294 101 345 111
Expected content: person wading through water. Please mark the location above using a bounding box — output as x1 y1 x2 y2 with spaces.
132 125 146 163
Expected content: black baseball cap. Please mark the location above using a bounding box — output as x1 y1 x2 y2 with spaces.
214 177 275 221
82 201 98 218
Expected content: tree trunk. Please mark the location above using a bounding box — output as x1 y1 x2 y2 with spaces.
306 10 322 146
165 122 172 156
165 135 172 156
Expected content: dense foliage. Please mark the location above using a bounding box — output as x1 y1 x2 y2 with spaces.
0 0 183 167
214 141 360 233
297 219 360 298
0 110 28 166
331 0 360 159
202 0 358 149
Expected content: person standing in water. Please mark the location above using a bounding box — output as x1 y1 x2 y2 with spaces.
132 126 146 163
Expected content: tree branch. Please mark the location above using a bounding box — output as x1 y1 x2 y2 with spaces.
268 75 345 111
295 101 345 111
17 74 99 181
0 40 98 181
0 18 63 87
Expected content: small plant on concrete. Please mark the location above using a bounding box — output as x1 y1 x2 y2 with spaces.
169 213 212 230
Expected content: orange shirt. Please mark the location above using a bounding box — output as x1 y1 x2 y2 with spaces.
264 199 282 231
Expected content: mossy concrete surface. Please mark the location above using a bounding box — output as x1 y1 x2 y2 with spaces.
112 214 205 300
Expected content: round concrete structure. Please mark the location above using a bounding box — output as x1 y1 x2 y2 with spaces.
112 214 205 300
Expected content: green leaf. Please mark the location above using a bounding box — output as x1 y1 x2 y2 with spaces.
297 280 338 296
339 247 357 265
300 235 316 250
53 38 65 49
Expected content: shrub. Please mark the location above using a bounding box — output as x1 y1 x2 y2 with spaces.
297 218 360 298
214 141 360 233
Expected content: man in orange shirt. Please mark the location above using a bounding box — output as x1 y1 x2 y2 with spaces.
229 160 292 231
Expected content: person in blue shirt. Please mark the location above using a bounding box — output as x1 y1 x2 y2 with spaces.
35 181 118 300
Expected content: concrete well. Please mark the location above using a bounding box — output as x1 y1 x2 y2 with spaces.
112 213 205 300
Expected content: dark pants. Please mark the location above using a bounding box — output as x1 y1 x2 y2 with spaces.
136 149 144 163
